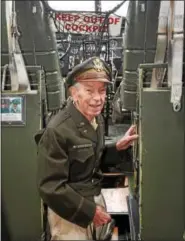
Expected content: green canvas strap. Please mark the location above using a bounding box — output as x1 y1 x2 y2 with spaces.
150 1 170 88
5 1 30 92
169 0 184 112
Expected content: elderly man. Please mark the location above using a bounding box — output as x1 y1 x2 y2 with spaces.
35 57 138 240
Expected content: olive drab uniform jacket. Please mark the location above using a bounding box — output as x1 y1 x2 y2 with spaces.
35 99 132 229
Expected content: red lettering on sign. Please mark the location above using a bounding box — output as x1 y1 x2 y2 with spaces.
56 13 64 21
56 13 80 22
64 23 108 33
85 25 92 32
72 24 79 31
68 14 74 22
99 17 104 24
79 25 85 31
92 25 99 32
65 24 71 31
57 14 120 24
91 17 98 24
57 13 121 35
84 16 90 23
74 15 80 22
83 15 119 25
115 18 120 24
108 17 114 24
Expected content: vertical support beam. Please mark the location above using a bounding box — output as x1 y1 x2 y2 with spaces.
95 0 101 13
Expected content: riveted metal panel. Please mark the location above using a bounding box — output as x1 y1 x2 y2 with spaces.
2 93 42 241
139 88 185 240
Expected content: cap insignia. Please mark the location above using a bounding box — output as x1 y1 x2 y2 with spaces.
93 58 104 72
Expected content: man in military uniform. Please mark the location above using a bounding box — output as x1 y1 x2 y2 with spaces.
9 99 21 113
35 57 138 240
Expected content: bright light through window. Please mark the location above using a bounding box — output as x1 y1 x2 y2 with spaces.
48 1 95 12
47 1 129 17
101 1 129 17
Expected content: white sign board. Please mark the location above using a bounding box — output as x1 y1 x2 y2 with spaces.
55 12 123 37
1 96 23 123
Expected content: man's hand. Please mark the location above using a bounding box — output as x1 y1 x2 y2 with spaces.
93 205 111 228
116 125 138 151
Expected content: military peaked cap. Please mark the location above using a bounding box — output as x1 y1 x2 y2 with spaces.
11 99 21 105
65 57 112 89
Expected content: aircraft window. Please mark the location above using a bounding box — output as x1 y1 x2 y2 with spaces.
47 1 95 12
101 1 129 17
47 1 129 16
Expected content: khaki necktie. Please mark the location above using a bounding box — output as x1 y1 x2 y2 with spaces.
90 118 98 130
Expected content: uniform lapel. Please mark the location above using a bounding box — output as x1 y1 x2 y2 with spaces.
66 100 98 143
96 115 105 156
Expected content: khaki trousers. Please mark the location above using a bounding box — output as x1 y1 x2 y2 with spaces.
48 193 106 240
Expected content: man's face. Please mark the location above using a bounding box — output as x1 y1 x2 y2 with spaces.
71 81 107 120
13 104 17 109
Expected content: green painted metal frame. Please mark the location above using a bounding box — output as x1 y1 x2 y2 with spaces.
1 67 45 241
138 65 185 240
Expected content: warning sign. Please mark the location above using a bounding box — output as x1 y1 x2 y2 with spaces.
55 13 123 36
